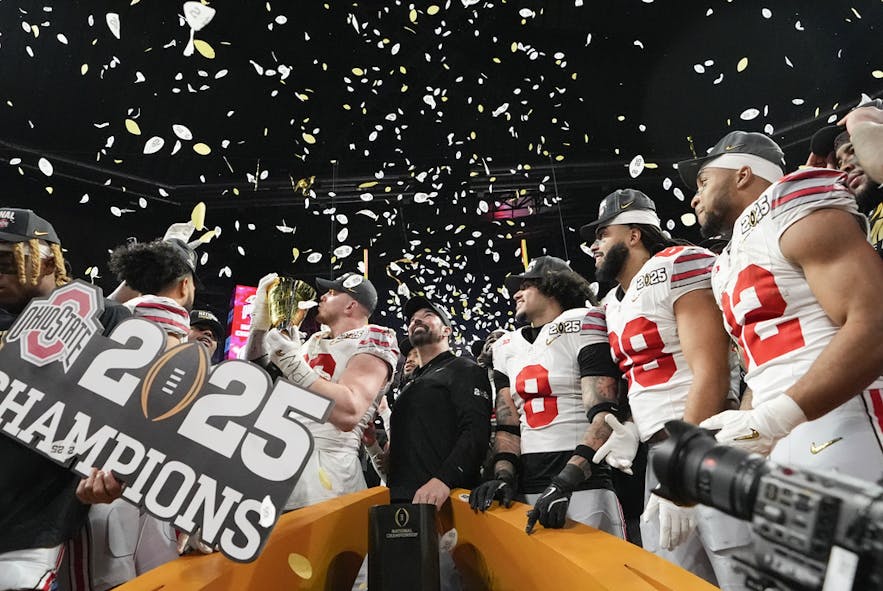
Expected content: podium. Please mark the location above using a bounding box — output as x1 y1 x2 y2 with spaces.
368 503 440 591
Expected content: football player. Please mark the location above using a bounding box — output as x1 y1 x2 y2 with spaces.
679 131 883 481
244 272 397 510
583 190 751 590
469 256 625 538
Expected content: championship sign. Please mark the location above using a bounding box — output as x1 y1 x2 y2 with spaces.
0 281 333 562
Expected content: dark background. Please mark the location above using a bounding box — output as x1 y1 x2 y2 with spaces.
2 0 880 349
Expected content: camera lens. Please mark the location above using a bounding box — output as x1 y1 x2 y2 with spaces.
653 420 769 520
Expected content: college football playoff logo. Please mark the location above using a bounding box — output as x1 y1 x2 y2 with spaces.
394 507 410 528
4 281 102 371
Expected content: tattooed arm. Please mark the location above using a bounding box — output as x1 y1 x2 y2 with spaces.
567 375 626 478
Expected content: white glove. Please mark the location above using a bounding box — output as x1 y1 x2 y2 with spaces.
699 394 807 455
250 272 278 332
265 329 318 388
642 493 696 551
592 415 640 475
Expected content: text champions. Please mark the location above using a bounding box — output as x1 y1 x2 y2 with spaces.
0 281 333 562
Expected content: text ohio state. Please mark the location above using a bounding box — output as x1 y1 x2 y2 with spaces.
0 371 269 561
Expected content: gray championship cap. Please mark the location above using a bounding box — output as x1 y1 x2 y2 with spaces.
677 130 785 190
503 255 572 294
578 189 660 240
316 272 378 315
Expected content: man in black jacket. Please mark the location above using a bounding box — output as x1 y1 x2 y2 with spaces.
386 295 492 508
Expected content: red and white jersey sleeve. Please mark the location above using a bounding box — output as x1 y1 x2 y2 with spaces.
492 307 607 454
298 324 398 450
712 168 883 405
605 246 716 441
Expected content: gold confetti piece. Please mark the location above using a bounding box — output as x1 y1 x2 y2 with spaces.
352 67 364 76
45 186 53 194
81 64 89 75
358 180 378 188
737 57 748 72
510 42 518 52
191 202 206 230
343 103 351 110
644 162 658 169
292 247 300 262
193 142 211 155
195 230 216 244
873 70 883 79
125 118 141 135
427 5 440 15
492 57 501 63
193 39 215 59
288 553 313 579
409 8 417 23
302 132 316 144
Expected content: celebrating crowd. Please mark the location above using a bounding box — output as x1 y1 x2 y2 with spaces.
1 101 883 591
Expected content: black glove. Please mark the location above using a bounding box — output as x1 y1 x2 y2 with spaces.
469 472 516 512
525 464 584 534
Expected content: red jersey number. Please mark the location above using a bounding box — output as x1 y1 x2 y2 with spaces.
514 364 558 428
721 264 804 367
307 353 336 380
609 317 677 388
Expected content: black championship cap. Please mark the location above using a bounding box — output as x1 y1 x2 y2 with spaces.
677 130 785 190
578 189 660 240
503 255 572 294
316 272 378 315
810 98 883 157
190 309 224 341
403 294 452 327
0 208 60 244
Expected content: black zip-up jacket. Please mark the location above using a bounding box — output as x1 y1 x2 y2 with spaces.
387 351 492 502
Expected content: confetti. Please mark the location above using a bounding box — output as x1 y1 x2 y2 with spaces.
38 158 53 177
125 119 142 135
288 554 313 579
192 142 211 155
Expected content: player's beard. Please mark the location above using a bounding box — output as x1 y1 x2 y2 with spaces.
700 208 728 238
595 242 629 283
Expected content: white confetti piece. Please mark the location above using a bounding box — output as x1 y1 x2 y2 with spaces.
761 8 772 18
307 252 322 263
173 124 193 140
673 188 685 201
38 158 53 177
343 274 364 288
110 206 122 217
57 33 68 44
740 108 760 120
336 228 348 242
333 245 353 258
106 13 120 39
219 266 232 278
79 194 89 204
143 136 165 154
628 155 645 178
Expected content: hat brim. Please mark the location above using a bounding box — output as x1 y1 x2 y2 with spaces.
810 125 846 157
0 231 58 245
403 295 451 326
676 154 717 191
315 277 337 292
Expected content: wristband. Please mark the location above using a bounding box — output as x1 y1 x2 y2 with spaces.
495 423 521 436
573 444 598 464
586 402 619 424
492 452 519 470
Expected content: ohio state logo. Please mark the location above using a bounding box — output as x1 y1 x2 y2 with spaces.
5 281 103 371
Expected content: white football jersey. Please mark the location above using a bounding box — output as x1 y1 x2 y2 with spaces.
297 324 398 451
604 245 716 441
493 307 609 454
712 167 883 405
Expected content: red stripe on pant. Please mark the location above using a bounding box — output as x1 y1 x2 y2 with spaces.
869 389 883 435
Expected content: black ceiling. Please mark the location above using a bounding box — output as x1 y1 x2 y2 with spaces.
2 0 881 346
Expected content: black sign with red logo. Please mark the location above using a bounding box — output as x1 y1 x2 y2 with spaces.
0 281 333 562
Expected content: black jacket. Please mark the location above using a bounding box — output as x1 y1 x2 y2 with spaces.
387 351 492 502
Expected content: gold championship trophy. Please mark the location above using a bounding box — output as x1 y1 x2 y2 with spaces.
267 277 317 334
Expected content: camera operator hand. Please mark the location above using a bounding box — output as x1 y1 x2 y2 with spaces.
592 415 639 475
642 493 696 551
699 395 806 455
